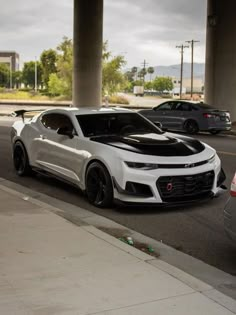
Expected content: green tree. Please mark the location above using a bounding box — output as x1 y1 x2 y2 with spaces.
22 61 42 88
152 76 173 93
40 49 57 88
48 38 127 98
48 73 68 96
124 71 134 82
131 66 138 80
12 71 22 89
144 81 153 90
0 63 9 87
55 36 73 98
102 43 126 95
103 55 126 95
147 67 154 81
137 68 147 82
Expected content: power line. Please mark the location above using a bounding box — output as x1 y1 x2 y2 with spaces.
141 59 148 70
140 59 149 83
186 40 200 98
176 45 189 99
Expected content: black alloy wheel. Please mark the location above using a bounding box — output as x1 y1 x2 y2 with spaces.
86 162 113 208
13 142 32 176
184 120 199 135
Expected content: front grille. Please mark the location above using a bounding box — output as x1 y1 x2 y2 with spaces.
157 159 208 169
157 171 215 202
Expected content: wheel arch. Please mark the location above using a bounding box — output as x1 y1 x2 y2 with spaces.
13 139 31 164
85 158 112 179
183 118 198 127
183 119 199 134
84 158 114 208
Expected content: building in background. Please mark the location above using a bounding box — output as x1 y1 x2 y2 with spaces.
171 77 204 94
0 51 20 71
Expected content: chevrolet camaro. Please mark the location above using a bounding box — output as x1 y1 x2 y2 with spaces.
11 107 226 208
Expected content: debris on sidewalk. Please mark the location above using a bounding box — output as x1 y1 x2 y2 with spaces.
98 226 160 258
126 236 134 245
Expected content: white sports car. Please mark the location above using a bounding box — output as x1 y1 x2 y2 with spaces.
11 107 226 208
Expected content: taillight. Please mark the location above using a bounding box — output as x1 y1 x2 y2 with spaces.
203 113 218 119
230 173 236 197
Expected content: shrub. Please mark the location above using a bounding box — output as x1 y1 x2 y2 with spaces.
106 95 129 105
0 87 6 93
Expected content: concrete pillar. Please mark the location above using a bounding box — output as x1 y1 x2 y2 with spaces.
73 0 103 107
205 0 236 121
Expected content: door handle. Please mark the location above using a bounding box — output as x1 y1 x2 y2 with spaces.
40 134 47 140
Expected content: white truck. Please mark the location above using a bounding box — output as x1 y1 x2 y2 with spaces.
133 85 144 97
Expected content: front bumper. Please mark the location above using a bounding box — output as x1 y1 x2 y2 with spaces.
113 155 224 205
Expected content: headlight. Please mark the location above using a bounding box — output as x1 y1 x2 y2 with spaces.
208 154 215 164
125 162 159 170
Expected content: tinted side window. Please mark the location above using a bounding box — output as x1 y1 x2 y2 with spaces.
156 103 172 110
41 114 74 131
174 103 191 111
191 104 200 111
171 102 182 110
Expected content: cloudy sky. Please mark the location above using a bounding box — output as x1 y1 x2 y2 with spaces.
0 0 207 68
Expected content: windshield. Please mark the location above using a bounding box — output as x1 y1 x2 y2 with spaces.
76 112 162 137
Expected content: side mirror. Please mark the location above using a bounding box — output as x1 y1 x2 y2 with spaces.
57 126 74 139
154 121 163 129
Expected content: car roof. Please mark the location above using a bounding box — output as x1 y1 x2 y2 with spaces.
167 100 201 104
42 107 134 116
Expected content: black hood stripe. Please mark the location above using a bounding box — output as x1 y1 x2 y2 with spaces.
90 133 205 157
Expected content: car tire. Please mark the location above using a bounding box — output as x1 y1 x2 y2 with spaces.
86 162 113 208
184 120 199 134
13 142 32 176
209 130 221 135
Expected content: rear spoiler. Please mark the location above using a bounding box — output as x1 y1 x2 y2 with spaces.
12 109 45 122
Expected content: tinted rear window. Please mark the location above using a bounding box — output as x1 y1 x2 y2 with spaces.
197 103 216 110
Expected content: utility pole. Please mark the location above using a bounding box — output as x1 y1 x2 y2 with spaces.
141 59 148 83
141 59 148 70
186 40 200 99
35 56 37 92
9 56 12 90
176 45 189 99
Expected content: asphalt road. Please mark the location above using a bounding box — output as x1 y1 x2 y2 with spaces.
0 118 236 275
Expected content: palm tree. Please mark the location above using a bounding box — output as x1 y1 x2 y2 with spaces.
131 66 138 80
147 67 154 81
140 68 147 83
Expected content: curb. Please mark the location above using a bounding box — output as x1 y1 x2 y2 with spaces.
0 177 236 310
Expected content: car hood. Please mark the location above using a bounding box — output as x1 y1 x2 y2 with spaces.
90 133 205 156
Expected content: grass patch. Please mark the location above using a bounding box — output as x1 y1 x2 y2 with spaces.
0 91 51 101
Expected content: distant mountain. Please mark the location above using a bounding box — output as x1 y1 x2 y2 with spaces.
128 63 205 81
149 63 205 80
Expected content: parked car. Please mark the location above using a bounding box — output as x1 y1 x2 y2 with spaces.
11 107 225 208
139 100 232 135
224 173 236 242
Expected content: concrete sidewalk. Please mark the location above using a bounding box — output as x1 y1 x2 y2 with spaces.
0 181 235 314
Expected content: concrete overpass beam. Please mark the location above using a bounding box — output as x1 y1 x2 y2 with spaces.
73 0 103 107
205 0 236 121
